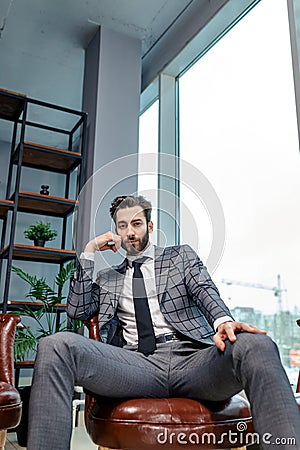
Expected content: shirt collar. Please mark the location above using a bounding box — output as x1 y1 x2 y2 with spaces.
126 242 154 267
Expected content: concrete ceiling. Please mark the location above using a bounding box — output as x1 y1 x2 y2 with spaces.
0 0 194 108
0 0 240 145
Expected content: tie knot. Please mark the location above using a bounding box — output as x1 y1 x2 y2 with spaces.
132 257 149 268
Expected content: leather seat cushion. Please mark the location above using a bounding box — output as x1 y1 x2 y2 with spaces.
86 395 254 450
0 382 22 430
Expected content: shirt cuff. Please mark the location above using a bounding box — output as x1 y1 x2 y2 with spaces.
80 251 95 261
213 316 233 332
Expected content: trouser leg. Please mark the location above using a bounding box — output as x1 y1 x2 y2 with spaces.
27 332 168 450
170 334 300 449
231 333 300 449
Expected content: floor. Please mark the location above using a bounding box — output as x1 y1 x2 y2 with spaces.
5 412 98 450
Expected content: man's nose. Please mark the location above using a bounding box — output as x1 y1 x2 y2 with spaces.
127 225 135 237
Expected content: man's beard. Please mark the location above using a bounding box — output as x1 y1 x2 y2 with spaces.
121 230 149 255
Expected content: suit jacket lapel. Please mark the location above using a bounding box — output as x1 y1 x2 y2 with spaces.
114 258 127 275
110 258 127 309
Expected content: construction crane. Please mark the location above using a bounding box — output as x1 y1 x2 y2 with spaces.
221 274 287 311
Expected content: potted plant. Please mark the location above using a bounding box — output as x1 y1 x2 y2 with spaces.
11 261 81 361
23 221 58 247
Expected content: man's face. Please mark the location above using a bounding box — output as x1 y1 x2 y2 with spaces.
115 206 153 255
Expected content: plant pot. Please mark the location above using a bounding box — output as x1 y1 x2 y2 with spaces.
33 239 45 247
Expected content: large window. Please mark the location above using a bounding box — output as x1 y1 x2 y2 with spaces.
138 100 159 242
179 0 300 385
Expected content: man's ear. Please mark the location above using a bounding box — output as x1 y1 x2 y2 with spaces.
148 221 154 233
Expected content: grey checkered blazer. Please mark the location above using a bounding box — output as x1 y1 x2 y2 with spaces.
67 244 233 345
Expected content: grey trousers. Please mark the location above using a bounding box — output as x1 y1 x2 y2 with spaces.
27 332 300 450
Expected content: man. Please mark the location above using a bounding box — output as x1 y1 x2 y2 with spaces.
27 195 300 450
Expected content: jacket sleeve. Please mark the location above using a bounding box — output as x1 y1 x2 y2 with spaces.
182 245 234 326
67 258 100 320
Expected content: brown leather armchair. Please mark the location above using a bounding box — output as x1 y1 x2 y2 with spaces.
84 315 254 450
0 314 22 450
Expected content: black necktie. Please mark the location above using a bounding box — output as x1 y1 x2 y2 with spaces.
132 259 156 355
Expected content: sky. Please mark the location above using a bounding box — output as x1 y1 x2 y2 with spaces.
139 0 300 317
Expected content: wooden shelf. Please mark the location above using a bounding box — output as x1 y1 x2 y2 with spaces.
13 141 82 173
0 244 75 263
15 360 35 368
14 360 35 374
0 199 14 218
12 191 77 217
7 300 66 312
0 93 85 315
0 89 26 121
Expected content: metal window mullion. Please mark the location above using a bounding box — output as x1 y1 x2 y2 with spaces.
287 0 300 148
158 73 179 246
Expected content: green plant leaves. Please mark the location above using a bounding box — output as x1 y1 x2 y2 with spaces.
12 261 82 361
55 262 76 290
11 267 55 304
23 221 58 242
14 326 38 362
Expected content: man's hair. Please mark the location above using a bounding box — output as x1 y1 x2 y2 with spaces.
110 195 152 223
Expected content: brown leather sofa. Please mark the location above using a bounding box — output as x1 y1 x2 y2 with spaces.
0 314 22 450
84 315 255 450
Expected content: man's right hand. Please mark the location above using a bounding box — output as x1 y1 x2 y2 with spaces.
84 232 121 254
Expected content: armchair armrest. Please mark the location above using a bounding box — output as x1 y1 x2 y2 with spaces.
0 314 21 385
83 315 101 421
84 315 100 341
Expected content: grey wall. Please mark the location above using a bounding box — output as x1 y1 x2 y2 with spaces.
78 27 142 270
1 25 142 303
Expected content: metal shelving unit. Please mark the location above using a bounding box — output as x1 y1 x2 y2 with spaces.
0 88 86 313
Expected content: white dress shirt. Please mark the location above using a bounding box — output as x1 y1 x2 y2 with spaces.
117 244 174 345
80 243 232 345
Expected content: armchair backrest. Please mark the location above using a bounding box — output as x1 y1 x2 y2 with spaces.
83 315 101 429
0 314 20 385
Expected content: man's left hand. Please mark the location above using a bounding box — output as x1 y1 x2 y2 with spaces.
213 321 267 351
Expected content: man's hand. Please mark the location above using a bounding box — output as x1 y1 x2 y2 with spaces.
84 232 121 254
213 321 267 351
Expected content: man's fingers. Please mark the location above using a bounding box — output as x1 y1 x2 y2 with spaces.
224 326 237 343
213 321 268 352
217 322 237 343
235 322 267 334
95 233 121 252
213 334 226 351
109 235 121 252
